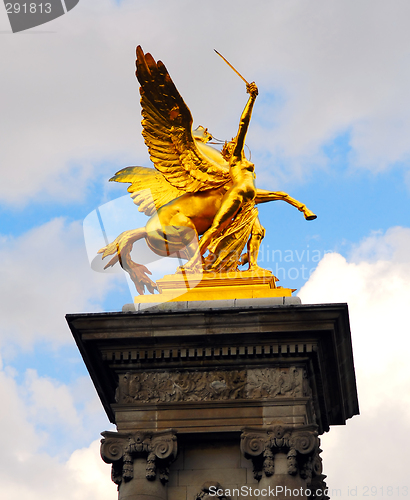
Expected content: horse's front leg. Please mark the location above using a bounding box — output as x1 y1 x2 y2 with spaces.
98 227 157 295
255 189 317 220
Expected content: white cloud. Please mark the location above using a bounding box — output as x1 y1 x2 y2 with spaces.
321 403 410 494
0 359 116 500
67 440 117 499
299 226 410 380
24 368 80 428
1 0 410 205
0 362 42 459
0 438 116 500
0 217 124 349
21 370 108 452
299 226 410 492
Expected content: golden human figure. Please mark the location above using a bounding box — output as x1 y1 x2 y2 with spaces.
98 46 316 294
183 81 259 272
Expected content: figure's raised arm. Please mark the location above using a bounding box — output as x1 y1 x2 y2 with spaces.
232 82 258 160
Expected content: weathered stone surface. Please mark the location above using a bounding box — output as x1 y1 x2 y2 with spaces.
115 367 307 404
67 302 356 500
101 429 178 486
67 303 358 434
183 441 241 470
240 426 328 500
168 487 187 500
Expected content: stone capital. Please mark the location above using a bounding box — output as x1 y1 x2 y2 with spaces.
100 429 177 486
241 425 321 482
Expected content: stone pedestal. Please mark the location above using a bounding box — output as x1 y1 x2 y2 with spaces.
67 300 359 500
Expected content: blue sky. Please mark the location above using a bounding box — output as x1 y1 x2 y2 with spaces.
1 1 410 498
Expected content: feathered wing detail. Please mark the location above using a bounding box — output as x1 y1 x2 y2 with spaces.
136 45 230 192
110 166 185 216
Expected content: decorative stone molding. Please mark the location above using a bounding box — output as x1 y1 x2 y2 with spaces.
100 429 177 486
241 425 320 483
116 367 310 404
102 342 318 365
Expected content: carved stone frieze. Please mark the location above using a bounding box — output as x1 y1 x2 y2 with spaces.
116 367 310 404
247 367 302 398
241 425 320 483
100 429 177 486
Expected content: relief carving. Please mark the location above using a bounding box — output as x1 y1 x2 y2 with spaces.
302 368 312 398
100 430 177 486
287 448 298 475
263 446 275 477
247 368 302 398
116 367 307 404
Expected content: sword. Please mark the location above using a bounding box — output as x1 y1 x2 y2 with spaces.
214 49 250 86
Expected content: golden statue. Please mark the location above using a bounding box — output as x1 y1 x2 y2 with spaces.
99 46 316 296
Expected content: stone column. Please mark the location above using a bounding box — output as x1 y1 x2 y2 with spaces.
100 430 177 500
241 425 328 500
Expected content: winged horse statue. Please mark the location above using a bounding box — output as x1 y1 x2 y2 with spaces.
99 46 316 294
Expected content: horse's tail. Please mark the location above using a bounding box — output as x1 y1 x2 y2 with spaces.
98 228 157 295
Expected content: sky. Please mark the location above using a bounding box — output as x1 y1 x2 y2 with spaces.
1 0 409 498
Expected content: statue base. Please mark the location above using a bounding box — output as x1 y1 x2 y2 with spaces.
135 269 296 304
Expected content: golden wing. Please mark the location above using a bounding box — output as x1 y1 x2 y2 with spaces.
110 166 185 216
136 46 230 192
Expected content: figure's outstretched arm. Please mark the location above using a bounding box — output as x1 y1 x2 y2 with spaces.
255 189 317 220
232 82 258 160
